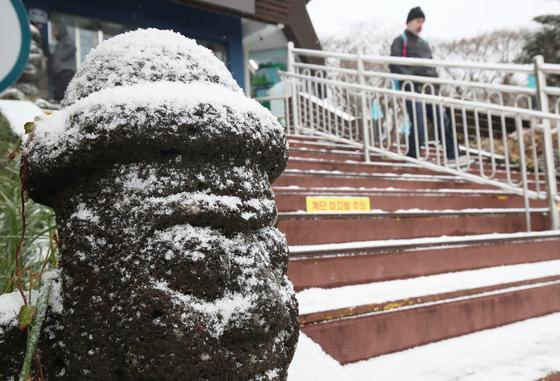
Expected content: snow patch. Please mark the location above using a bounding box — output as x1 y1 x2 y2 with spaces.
0 100 45 136
0 270 62 326
70 203 100 224
64 28 241 105
345 312 560 380
288 334 356 381
154 280 254 338
297 259 560 314
30 81 281 148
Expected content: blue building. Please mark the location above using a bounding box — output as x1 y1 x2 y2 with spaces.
23 0 321 99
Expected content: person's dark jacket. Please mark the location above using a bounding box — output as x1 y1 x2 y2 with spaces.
52 26 76 74
389 30 438 79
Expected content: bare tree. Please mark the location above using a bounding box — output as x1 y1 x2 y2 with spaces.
323 24 528 84
432 29 528 86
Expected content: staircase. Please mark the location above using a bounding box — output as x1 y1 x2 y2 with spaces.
275 133 560 365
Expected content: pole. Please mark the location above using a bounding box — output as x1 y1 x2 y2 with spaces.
287 41 300 133
534 55 559 229
357 51 371 162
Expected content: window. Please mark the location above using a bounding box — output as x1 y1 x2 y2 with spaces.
49 12 228 68
46 11 229 100
48 12 127 68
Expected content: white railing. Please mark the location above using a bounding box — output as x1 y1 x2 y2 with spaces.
254 43 560 231
283 45 560 109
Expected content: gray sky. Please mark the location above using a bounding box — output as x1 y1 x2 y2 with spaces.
307 0 560 40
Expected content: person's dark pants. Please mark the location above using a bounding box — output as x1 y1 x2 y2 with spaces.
405 100 457 160
53 69 75 101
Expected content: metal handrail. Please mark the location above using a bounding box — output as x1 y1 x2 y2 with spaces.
292 61 536 96
283 71 560 120
541 63 560 75
253 42 560 231
290 46 538 73
291 46 560 109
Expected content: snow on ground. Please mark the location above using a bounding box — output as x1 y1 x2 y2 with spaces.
297 259 560 314
344 313 560 381
0 290 24 326
290 314 560 380
0 271 62 327
0 100 45 136
288 333 356 381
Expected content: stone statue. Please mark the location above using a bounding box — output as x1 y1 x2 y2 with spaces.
1 24 48 101
1 28 298 380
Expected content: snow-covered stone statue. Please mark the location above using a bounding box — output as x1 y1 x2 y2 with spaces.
9 28 298 380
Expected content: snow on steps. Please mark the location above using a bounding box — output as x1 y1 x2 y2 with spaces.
274 170 527 190
278 208 549 245
288 334 355 381
297 259 560 315
286 135 527 173
289 313 560 381
280 134 560 371
274 184 521 195
286 155 533 182
343 312 560 381
279 167 544 189
287 231 560 290
297 259 560 363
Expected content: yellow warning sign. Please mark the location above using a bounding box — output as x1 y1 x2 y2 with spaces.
306 196 371 213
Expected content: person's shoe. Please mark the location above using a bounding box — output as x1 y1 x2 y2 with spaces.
447 155 473 168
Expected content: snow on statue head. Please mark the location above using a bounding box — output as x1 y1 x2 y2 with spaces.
25 29 298 380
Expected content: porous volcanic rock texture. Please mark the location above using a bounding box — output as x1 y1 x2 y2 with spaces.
1 28 298 381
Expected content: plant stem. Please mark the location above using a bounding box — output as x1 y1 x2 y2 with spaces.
15 154 29 306
34 352 45 381
18 279 52 381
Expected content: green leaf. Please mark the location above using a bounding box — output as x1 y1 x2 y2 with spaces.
18 305 37 330
23 122 35 134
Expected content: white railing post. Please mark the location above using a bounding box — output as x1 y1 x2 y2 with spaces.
287 42 300 134
357 51 371 162
534 55 550 113
534 55 559 229
542 123 560 229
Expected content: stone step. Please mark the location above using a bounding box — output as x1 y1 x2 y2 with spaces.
274 172 499 191
274 189 545 212
287 134 343 143
297 260 560 363
277 209 549 245
342 312 560 380
541 373 560 381
288 147 367 162
286 136 524 172
280 169 546 194
287 157 434 176
283 135 560 370
286 156 528 182
287 232 560 290
287 139 363 152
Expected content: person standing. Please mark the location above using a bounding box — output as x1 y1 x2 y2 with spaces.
389 7 464 164
51 24 76 102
